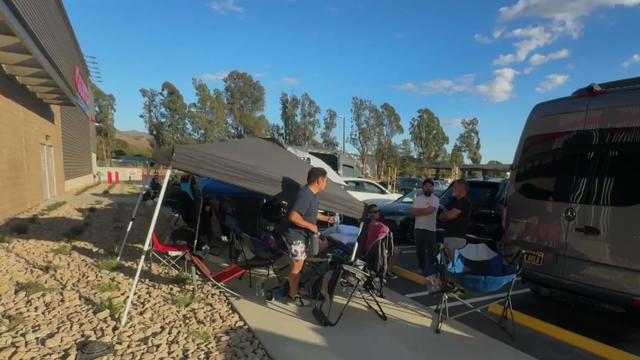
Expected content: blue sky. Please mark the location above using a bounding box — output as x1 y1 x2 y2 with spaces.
64 0 640 163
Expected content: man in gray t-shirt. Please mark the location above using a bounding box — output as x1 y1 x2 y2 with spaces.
286 167 335 306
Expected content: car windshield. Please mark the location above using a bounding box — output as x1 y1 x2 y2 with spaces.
398 178 419 187
395 189 420 204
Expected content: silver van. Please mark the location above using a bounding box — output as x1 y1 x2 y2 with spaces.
505 77 640 309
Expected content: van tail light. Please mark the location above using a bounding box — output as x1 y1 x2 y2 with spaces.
632 298 640 308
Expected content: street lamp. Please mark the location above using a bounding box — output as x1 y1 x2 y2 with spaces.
338 114 346 154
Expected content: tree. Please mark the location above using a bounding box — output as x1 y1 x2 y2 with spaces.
92 85 116 164
374 103 403 178
397 139 417 177
269 123 285 144
450 143 465 179
298 93 321 147
280 92 300 145
140 88 166 147
321 109 339 151
223 71 267 138
349 97 378 174
456 118 482 164
409 108 449 164
160 81 189 146
189 78 229 143
486 160 504 178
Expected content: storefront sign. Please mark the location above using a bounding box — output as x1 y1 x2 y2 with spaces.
74 65 90 116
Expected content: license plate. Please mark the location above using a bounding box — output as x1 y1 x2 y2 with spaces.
524 251 544 266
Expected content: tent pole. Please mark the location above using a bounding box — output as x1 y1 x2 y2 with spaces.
120 166 173 327
192 193 204 251
350 221 365 262
116 177 152 262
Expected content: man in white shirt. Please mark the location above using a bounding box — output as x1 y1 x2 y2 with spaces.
410 179 439 275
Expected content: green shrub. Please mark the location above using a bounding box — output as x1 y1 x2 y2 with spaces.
92 200 104 206
15 281 48 296
174 294 196 308
189 329 210 342
39 263 61 274
96 257 120 272
172 272 192 286
28 215 38 224
39 201 66 216
98 298 123 318
10 223 29 235
75 183 99 196
51 245 71 256
97 281 118 293
0 234 13 244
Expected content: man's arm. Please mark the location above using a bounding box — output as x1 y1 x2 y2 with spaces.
439 208 461 222
317 213 336 224
289 211 318 233
410 206 436 217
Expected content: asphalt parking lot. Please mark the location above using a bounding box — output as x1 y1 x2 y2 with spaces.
387 244 640 360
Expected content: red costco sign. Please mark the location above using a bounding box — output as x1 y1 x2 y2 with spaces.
74 65 90 115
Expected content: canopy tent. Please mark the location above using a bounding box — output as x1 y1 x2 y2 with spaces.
120 137 365 326
154 137 364 219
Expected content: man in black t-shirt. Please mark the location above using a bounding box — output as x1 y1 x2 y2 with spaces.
438 179 472 260
286 167 335 306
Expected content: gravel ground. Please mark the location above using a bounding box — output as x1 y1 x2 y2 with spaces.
0 184 270 360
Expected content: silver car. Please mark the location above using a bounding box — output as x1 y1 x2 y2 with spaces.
505 77 640 310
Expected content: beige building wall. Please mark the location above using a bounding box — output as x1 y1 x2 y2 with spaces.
0 73 65 221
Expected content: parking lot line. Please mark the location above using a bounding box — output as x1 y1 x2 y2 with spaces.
428 289 531 309
391 265 426 285
488 304 640 360
405 290 431 298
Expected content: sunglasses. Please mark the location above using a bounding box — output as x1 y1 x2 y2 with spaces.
369 210 380 214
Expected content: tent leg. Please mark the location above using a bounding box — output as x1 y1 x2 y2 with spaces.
120 167 172 327
116 177 152 261
192 193 205 252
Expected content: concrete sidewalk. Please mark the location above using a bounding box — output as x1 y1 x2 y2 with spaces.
224 273 534 360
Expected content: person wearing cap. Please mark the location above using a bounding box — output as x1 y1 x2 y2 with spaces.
410 178 440 276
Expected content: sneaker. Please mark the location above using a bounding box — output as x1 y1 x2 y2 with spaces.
385 272 398 280
288 294 309 307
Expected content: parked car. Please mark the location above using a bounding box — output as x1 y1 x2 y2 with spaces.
343 177 402 206
397 177 422 195
380 179 508 243
505 77 640 310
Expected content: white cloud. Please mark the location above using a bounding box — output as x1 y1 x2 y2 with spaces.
327 5 338 12
391 82 417 91
493 54 516 66
393 70 517 103
499 0 640 39
445 119 464 129
622 53 640 68
523 67 535 74
472 67 519 102
474 27 505 43
200 71 228 82
209 0 244 15
536 74 570 92
281 77 300 86
530 48 571 66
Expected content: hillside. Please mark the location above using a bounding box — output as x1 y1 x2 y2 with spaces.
114 130 154 157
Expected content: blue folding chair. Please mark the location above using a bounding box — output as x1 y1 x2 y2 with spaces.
433 242 526 339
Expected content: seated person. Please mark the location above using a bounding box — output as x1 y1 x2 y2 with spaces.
360 204 400 279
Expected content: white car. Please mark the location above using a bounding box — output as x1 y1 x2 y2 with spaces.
342 177 402 206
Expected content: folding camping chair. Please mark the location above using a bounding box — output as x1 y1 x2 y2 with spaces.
311 232 388 327
186 252 245 298
149 232 190 272
236 233 286 288
432 242 526 338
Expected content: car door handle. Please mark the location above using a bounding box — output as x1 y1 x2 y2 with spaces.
575 225 600 236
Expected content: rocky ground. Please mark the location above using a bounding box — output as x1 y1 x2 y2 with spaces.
0 183 270 359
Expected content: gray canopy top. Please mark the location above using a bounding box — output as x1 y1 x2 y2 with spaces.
154 137 365 219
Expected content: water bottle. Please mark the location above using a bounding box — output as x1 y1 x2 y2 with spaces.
334 213 340 231
310 233 320 256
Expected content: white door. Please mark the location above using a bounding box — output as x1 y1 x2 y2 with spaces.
39 144 50 200
47 145 56 197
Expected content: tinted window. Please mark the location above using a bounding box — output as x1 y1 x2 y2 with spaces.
342 165 357 178
440 182 502 207
362 182 385 194
515 128 640 206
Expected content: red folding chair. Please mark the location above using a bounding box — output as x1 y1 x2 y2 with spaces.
150 232 190 272
187 253 246 298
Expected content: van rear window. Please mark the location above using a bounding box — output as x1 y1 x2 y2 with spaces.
515 128 640 207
